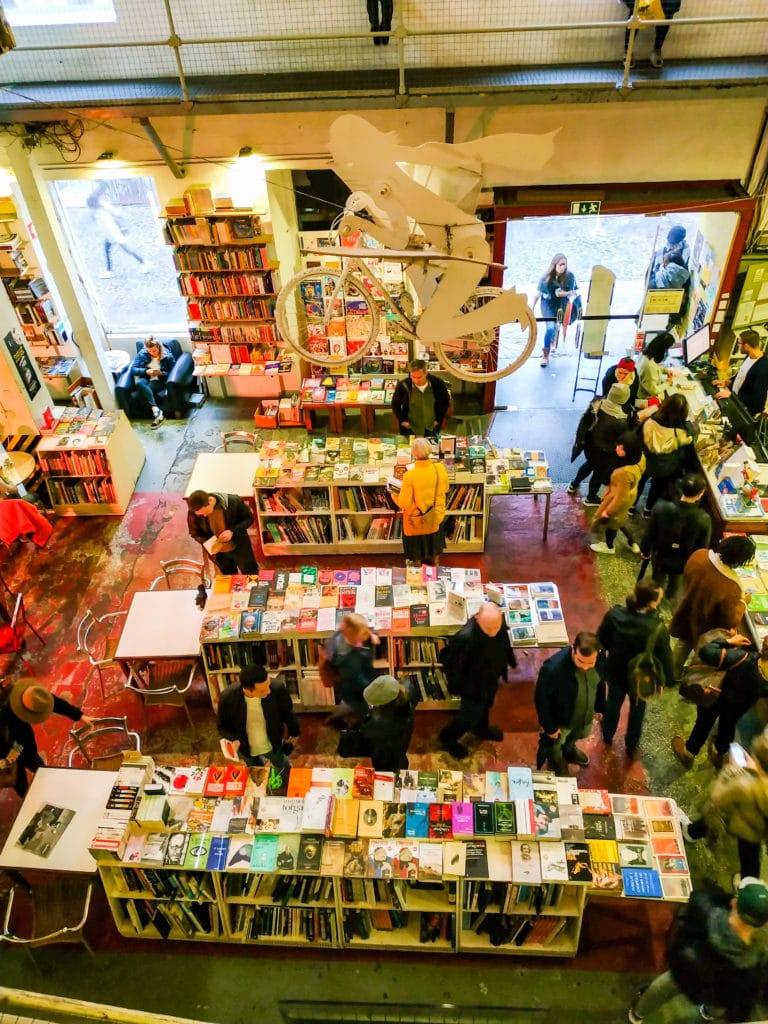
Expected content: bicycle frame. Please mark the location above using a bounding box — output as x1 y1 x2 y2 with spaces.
324 254 419 341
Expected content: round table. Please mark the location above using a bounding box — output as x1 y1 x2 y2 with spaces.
0 451 36 487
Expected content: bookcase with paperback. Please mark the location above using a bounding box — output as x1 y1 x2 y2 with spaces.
36 409 145 515
164 190 298 398
92 758 691 956
198 568 568 711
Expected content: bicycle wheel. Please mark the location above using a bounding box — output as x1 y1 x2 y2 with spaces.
275 268 379 368
433 286 537 383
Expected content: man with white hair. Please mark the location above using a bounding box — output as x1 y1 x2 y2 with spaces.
438 601 516 759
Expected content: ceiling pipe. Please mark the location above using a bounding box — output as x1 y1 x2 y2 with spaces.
137 117 186 178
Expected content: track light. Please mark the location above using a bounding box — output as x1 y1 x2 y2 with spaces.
238 146 253 159
97 151 115 161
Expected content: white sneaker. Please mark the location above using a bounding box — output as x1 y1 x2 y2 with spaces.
590 541 615 555
98 270 115 279
582 498 600 507
675 806 693 841
151 411 164 428
628 542 641 555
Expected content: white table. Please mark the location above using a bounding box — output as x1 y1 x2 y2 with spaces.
0 767 116 873
115 590 205 663
184 452 260 500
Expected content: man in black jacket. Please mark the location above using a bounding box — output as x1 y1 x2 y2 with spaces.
186 490 258 575
438 602 516 759
641 473 711 605
216 665 300 769
391 360 451 438
535 632 603 773
715 329 768 418
629 879 768 1023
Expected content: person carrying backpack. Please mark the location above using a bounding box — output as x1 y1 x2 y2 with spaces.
567 383 631 505
640 473 712 605
597 580 672 758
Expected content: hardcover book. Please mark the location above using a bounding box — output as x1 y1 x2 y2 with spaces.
473 802 495 836
275 834 301 872
297 834 323 873
405 802 429 839
250 834 279 872
565 842 593 882
428 803 453 840
494 802 517 837
539 842 569 882
357 800 384 839
621 867 663 898
464 840 489 879
418 842 444 881
451 801 475 838
511 840 542 883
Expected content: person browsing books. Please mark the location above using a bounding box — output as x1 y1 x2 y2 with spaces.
714 329 768 417
438 601 517 760
535 632 603 774
391 360 451 439
0 678 92 797
324 612 380 724
390 438 449 567
186 489 258 575
628 877 768 1024
359 674 419 771
216 664 299 770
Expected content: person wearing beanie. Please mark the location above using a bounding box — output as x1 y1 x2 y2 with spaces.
640 472 711 605
714 329 768 418
216 663 300 769
0 678 92 797
568 382 632 503
628 876 768 1024
359 675 419 771
602 356 640 413
438 602 517 759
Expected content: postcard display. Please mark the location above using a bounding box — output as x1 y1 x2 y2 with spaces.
200 570 569 712
92 756 692 956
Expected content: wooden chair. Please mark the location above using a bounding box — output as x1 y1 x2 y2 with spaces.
2 877 93 969
124 659 198 729
76 609 126 702
67 716 141 770
0 592 44 673
215 430 259 452
149 558 212 591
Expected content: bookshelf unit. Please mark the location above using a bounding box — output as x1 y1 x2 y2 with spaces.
255 480 487 556
164 204 298 397
36 410 145 515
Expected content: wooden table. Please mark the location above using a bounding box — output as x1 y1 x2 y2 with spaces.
0 450 36 488
115 590 205 668
300 399 390 434
0 767 116 874
184 452 260 501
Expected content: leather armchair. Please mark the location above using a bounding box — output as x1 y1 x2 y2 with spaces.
115 339 196 420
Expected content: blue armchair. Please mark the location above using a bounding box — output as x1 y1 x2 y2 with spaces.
115 340 196 420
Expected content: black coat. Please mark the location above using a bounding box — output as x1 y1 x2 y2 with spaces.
668 888 768 1021
641 496 712 573
217 678 300 757
733 356 768 417
360 681 419 772
596 604 674 688
534 646 604 735
0 694 83 794
440 617 516 704
391 374 451 428
186 492 256 572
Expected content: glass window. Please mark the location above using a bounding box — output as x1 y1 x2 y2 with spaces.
4 0 116 28
50 176 187 335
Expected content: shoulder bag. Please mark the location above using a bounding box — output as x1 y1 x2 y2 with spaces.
679 629 734 708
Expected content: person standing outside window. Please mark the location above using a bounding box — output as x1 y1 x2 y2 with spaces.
534 253 578 368
391 360 451 438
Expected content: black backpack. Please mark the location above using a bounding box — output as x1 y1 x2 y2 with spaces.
626 621 666 702
570 400 599 462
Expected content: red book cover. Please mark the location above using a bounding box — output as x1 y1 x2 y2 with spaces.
428 803 453 840
223 764 248 796
203 765 227 797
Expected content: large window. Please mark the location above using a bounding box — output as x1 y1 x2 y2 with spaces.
4 0 116 28
50 176 187 335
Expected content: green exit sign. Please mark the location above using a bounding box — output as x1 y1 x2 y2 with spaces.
571 201 601 216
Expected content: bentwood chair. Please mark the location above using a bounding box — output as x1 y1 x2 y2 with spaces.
2 877 93 969
215 430 259 452
124 659 198 729
67 716 141 770
76 608 126 702
0 591 45 674
149 558 212 592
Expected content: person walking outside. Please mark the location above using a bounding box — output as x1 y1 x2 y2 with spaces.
589 431 646 556
390 437 449 567
669 535 756 678
640 473 711 606
438 602 516 760
87 182 151 279
186 490 259 575
534 253 578 367
597 581 672 758
535 632 603 773
628 877 768 1024
568 382 631 504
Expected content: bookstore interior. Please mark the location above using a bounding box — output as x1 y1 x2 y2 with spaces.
1 153 768 981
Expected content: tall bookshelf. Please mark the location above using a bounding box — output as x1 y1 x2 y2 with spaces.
36 410 145 515
164 202 298 397
255 480 486 556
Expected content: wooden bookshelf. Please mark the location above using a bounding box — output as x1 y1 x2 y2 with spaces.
0 223 68 355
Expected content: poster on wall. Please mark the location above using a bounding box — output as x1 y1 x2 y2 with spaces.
733 262 768 330
4 330 41 400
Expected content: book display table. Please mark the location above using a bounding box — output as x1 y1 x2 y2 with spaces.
199 569 569 711
299 376 397 434
86 755 691 956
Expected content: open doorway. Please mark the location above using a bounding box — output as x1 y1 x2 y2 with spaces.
494 209 738 410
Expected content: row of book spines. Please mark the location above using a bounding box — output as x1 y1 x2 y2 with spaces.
203 640 295 671
336 517 402 542
196 344 282 364
463 880 565 913
392 637 446 664
465 911 569 948
335 488 397 512
174 251 272 273
191 324 278 344
118 866 215 900
445 485 483 511
187 297 275 321
444 516 481 543
224 872 333 902
178 272 275 296
263 518 333 546
245 905 335 942
39 452 109 475
121 897 219 938
46 477 116 505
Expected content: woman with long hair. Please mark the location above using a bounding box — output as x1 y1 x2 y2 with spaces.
534 253 578 368
636 331 676 401
639 391 694 513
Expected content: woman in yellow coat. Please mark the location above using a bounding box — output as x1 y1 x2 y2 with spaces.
391 437 449 566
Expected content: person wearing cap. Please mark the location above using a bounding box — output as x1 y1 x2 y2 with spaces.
602 357 640 413
0 679 92 797
216 664 300 769
628 877 768 1024
568 382 632 504
714 329 768 418
640 472 711 605
359 675 419 772
438 602 517 760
